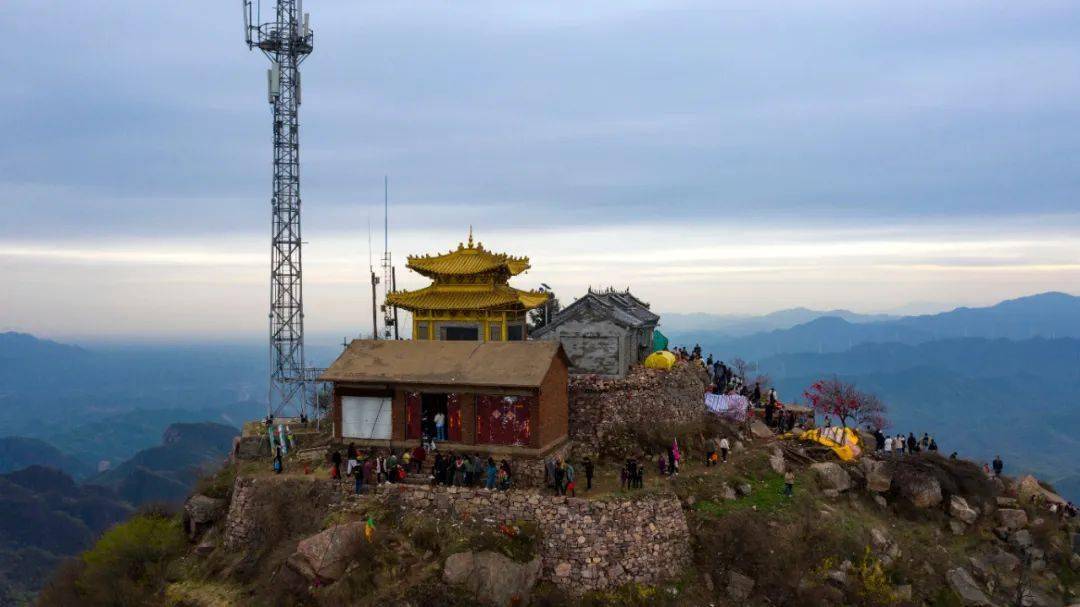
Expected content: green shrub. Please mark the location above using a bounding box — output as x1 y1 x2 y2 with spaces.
77 514 186 606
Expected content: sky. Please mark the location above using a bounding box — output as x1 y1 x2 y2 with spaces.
3 1 1080 342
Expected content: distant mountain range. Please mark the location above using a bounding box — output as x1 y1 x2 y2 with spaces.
0 436 95 479
669 292 1080 360
659 307 897 337
0 466 131 604
0 421 238 602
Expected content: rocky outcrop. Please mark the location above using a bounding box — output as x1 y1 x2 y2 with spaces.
997 508 1029 531
286 521 365 583
369 484 691 594
946 567 995 606
862 459 892 493
184 494 227 538
950 496 979 525
899 473 942 508
810 462 852 493
727 571 755 601
443 551 542 607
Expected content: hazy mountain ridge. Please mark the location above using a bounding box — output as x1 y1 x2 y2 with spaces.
674 291 1080 361
0 436 95 480
658 307 897 337
89 422 239 506
0 466 132 605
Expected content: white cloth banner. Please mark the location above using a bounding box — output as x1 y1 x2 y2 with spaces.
705 393 750 420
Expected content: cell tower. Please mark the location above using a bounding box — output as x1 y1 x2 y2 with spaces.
243 0 314 417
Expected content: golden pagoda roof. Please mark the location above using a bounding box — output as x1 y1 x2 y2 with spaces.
387 284 550 312
406 230 530 279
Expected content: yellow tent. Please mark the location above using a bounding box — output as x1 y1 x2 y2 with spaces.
787 426 863 461
643 350 677 370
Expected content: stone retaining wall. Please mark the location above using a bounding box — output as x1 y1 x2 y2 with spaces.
374 484 692 593
224 476 341 551
569 362 710 455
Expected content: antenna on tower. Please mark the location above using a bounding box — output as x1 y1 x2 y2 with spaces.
381 176 398 339
242 0 316 419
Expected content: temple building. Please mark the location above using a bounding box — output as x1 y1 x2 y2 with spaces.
320 340 570 458
532 288 660 377
386 231 550 341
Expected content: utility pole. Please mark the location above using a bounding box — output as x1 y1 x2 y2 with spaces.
243 0 314 418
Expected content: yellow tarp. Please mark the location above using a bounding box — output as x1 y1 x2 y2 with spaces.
643 350 677 370
788 426 863 461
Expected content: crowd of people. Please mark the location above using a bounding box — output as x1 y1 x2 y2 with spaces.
315 441 517 495
873 430 942 456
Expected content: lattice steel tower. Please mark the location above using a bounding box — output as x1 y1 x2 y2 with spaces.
243 0 314 417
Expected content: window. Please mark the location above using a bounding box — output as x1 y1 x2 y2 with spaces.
416 322 428 340
443 325 480 340
488 323 502 341
507 324 524 341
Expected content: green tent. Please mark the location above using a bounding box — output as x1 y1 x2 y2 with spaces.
651 330 669 353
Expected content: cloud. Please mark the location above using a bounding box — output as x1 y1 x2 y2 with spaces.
3 1 1080 337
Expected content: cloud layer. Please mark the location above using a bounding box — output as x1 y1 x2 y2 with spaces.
3 1 1080 340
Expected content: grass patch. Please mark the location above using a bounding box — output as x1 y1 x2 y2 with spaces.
693 471 794 517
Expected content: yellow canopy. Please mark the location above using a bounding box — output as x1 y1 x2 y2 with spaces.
644 350 677 370
787 426 863 461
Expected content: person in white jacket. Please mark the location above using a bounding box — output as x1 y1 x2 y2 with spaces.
434 412 446 441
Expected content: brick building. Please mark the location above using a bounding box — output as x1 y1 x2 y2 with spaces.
320 340 570 456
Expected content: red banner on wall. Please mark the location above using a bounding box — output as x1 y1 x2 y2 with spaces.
405 392 422 439
447 393 463 442
475 394 533 446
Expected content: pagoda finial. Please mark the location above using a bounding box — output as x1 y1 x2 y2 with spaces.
468 226 474 248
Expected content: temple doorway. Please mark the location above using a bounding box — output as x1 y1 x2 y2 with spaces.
422 393 449 439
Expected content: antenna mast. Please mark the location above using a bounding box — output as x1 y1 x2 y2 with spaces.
381 176 396 339
243 0 314 417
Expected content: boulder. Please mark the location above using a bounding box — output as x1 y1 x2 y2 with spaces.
873 494 888 509
184 494 227 538
945 567 995 606
997 497 1019 508
865 463 892 493
443 551 542 607
1010 529 1034 550
810 463 852 493
769 455 785 474
950 520 968 535
950 496 979 525
736 483 753 497
1019 587 1060 607
997 508 1029 530
870 528 890 552
719 484 737 501
287 521 365 583
900 474 942 508
727 571 755 601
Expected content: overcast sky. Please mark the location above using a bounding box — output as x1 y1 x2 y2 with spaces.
3 1 1080 342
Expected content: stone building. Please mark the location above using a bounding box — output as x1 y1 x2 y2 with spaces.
532 288 659 377
386 231 550 341
319 340 570 457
